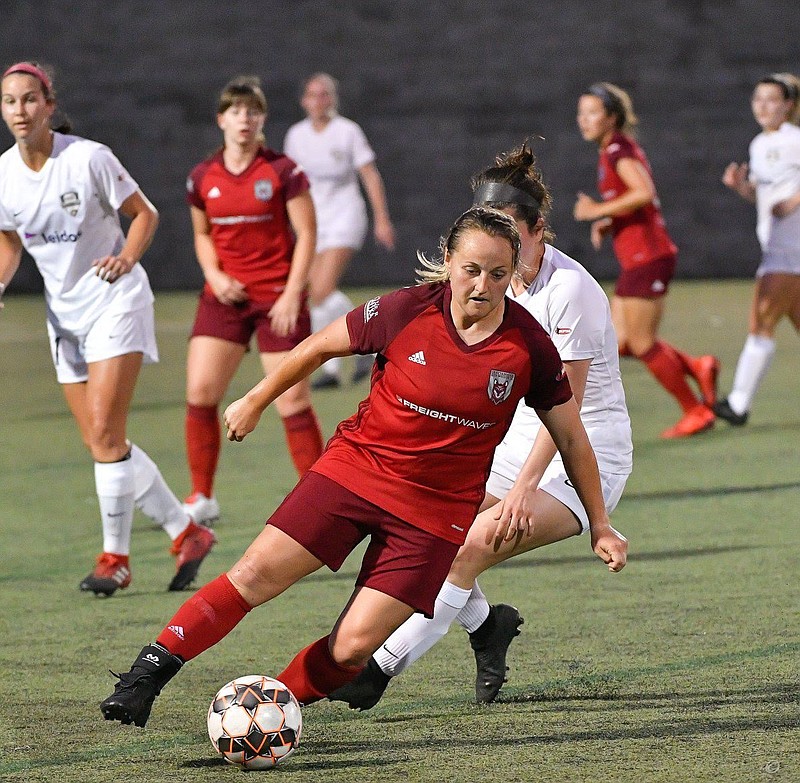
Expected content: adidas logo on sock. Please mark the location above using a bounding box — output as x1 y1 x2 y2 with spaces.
167 625 185 640
408 350 426 365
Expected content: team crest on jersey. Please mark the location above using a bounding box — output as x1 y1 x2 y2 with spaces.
364 296 380 323
254 179 273 201
60 191 80 216
488 370 515 405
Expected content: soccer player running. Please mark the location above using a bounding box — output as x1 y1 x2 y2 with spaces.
573 82 720 439
100 206 627 729
329 143 632 709
284 72 395 390
715 73 800 426
182 76 323 526
0 62 215 595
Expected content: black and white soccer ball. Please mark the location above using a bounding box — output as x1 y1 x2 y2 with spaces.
207 675 302 769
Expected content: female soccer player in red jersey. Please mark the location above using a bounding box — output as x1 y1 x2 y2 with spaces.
715 73 800 426
181 76 323 525
573 82 720 439
0 61 215 596
100 206 626 729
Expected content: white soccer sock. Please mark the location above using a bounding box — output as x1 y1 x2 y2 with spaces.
373 581 472 677
312 291 354 379
455 581 491 634
728 335 775 414
95 457 136 555
130 443 191 540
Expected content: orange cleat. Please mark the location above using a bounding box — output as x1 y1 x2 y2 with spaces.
169 522 217 591
691 355 720 408
79 553 132 596
661 405 716 439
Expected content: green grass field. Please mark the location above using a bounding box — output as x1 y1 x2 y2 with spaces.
1 282 798 782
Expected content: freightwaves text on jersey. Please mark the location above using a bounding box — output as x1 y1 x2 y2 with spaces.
396 396 497 429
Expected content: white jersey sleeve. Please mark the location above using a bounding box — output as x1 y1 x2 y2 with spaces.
87 144 140 211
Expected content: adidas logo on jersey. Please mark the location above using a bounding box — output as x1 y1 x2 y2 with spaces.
408 351 426 365
207 186 221 198
167 625 185 640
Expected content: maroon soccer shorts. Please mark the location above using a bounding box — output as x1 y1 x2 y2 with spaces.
267 471 460 617
191 290 311 353
615 255 677 299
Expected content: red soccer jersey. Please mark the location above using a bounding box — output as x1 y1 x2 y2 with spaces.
598 132 677 269
186 148 309 302
311 283 573 544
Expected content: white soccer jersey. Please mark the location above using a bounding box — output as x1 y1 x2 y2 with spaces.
501 244 633 475
749 121 800 256
283 115 374 245
0 133 153 335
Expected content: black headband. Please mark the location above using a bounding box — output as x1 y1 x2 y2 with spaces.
473 181 541 210
587 83 625 117
761 75 799 102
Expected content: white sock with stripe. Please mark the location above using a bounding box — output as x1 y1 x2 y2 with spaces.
373 581 472 677
455 581 491 633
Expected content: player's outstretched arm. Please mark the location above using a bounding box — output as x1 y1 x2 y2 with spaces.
224 317 352 441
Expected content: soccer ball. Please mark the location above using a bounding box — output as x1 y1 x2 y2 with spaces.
207 675 302 769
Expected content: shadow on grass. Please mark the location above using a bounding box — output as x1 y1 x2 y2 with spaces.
624 480 800 502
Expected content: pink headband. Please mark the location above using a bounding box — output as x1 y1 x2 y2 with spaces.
2 63 52 94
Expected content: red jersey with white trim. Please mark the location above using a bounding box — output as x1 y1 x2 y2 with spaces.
311 282 572 544
186 147 309 302
599 132 677 269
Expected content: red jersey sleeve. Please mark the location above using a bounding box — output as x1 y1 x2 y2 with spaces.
604 134 637 169
504 301 572 411
346 284 444 355
186 159 212 210
270 153 310 202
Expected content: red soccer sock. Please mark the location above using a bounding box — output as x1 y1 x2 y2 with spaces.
185 404 220 497
282 408 324 477
276 635 363 705
637 341 700 413
156 574 252 661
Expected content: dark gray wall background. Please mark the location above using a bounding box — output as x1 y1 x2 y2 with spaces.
3 0 798 293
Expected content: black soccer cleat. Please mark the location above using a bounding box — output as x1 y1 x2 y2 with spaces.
713 398 749 426
100 643 183 727
327 658 391 711
469 604 524 703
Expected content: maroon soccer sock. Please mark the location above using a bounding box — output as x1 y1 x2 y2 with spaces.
637 341 700 413
276 635 363 705
185 404 220 497
156 574 252 661
282 408 324 477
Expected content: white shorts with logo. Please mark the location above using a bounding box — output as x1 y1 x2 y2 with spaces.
486 451 628 534
47 303 158 384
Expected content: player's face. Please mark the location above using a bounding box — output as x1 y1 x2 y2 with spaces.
501 211 545 285
445 229 514 325
217 100 265 147
301 79 335 122
1 74 54 144
577 95 616 144
751 83 791 132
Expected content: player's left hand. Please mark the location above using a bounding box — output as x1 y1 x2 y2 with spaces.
591 524 628 572
223 397 263 442
772 196 800 219
374 219 396 251
93 254 135 283
268 291 300 337
487 485 535 547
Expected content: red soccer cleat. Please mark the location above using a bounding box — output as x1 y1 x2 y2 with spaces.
690 355 721 408
661 405 716 439
169 521 217 591
79 553 132 596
